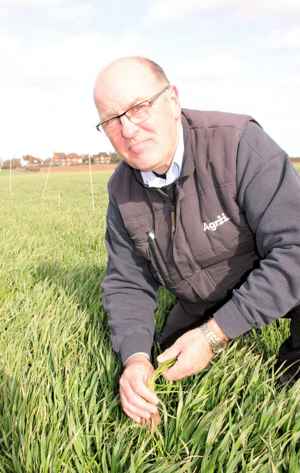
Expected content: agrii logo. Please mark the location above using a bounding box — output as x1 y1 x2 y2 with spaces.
203 213 230 232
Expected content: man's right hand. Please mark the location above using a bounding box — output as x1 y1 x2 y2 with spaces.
119 354 160 425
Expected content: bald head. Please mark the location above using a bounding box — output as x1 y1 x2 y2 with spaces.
94 56 169 111
98 56 168 82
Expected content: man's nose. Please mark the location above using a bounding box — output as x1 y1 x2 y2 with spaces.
119 114 138 138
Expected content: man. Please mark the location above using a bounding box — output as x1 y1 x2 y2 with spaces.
94 56 300 426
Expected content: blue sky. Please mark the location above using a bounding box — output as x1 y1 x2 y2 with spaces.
1 0 299 160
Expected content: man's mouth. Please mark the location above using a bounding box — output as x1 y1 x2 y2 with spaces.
129 140 150 153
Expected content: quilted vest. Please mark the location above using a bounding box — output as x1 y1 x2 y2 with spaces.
108 109 259 308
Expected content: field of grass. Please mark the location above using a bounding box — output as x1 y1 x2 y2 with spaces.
0 169 300 472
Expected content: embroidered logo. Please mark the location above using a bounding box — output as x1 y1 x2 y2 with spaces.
203 213 230 232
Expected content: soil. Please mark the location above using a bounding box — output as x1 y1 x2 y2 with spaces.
41 164 118 173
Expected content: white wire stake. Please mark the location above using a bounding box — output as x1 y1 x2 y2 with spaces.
9 157 13 194
41 156 53 200
88 155 95 210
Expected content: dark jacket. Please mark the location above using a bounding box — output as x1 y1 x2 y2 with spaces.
102 109 300 363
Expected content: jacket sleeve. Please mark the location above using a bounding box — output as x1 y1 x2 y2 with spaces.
214 122 300 338
101 196 159 363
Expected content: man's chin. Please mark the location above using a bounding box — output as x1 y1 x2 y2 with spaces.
127 154 160 173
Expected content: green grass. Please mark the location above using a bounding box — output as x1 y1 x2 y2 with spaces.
0 170 300 472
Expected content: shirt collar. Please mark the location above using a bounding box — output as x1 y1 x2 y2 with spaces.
141 121 184 188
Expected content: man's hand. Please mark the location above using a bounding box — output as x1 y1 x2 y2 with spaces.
157 320 228 381
119 354 160 425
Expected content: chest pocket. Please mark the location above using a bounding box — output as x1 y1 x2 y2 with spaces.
125 217 151 260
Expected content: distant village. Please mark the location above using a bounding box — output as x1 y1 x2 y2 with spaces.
1 152 299 171
0 152 121 171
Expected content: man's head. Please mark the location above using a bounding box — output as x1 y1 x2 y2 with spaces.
94 56 181 173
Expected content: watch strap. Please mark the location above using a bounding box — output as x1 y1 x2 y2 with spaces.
200 321 227 356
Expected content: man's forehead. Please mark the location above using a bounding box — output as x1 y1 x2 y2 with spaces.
99 92 147 117
97 65 160 113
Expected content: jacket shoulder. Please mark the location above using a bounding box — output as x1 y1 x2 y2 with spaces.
108 161 130 196
182 108 258 131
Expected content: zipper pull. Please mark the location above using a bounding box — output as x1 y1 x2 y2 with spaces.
171 209 176 235
147 230 168 286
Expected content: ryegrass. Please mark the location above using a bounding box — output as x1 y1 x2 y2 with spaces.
0 170 299 472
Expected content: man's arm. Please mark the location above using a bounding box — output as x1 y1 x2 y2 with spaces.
102 197 159 363
214 122 300 337
102 197 160 423
159 122 300 381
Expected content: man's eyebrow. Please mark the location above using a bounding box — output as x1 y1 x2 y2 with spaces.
126 95 149 109
103 95 149 122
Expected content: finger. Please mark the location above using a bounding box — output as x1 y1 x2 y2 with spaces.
147 411 161 432
163 357 192 381
157 344 181 363
121 371 159 405
120 381 159 416
122 406 143 424
122 398 152 421
121 386 156 419
135 378 160 406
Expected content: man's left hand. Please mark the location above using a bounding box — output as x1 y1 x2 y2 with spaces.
157 321 228 381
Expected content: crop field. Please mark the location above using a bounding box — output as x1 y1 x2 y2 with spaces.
0 168 300 472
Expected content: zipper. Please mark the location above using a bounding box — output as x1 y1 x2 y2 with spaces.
152 187 176 235
171 208 176 235
146 185 177 283
147 230 170 286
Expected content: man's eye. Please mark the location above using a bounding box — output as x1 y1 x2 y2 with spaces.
131 103 149 115
103 117 119 129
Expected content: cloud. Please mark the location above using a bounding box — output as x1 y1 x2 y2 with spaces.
0 0 63 6
146 0 226 21
146 0 300 22
0 25 155 158
268 27 300 49
0 0 93 7
0 1 96 36
1 2 299 158
171 53 246 83
240 0 300 15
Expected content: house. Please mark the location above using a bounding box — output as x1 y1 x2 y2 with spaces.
82 153 112 165
52 153 83 166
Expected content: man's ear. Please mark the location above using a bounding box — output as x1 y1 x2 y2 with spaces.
169 85 181 119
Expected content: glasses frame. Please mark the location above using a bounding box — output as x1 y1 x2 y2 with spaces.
96 84 170 133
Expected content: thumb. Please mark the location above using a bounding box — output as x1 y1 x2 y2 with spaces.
157 343 181 363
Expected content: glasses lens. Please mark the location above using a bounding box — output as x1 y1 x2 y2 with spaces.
102 117 120 132
127 103 150 124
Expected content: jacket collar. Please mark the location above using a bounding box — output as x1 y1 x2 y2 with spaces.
180 109 195 180
130 109 195 185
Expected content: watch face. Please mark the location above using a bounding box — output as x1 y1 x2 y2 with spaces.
213 337 227 354
214 343 226 355
200 322 226 356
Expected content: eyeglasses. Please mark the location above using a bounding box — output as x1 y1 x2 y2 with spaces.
96 84 170 134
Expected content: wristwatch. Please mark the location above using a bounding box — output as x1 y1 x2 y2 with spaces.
199 321 227 357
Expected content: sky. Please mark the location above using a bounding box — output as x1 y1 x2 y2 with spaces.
1 0 300 161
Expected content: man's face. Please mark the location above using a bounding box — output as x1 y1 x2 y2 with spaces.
94 61 181 174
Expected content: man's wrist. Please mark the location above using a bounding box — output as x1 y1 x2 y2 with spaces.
124 352 150 366
207 318 230 342
200 319 229 356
